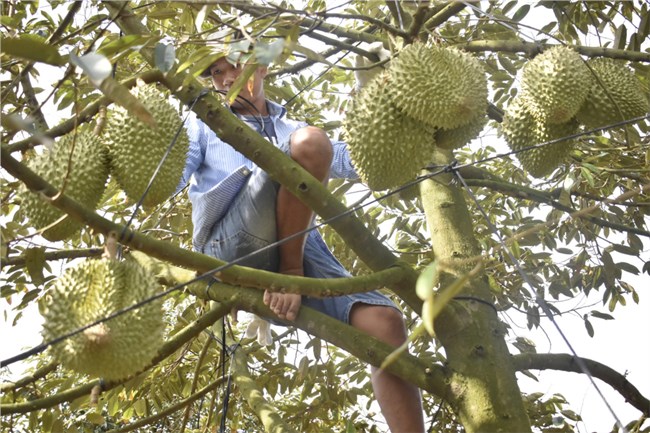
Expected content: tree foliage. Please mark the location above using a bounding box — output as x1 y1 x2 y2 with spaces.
1 1 649 432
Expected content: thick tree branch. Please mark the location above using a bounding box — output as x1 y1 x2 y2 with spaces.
458 40 650 63
198 282 450 400
232 349 297 433
513 353 650 416
0 303 230 414
423 1 468 33
1 248 103 269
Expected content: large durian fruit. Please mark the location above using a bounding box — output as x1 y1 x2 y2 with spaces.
105 84 189 207
344 72 435 191
576 57 650 129
436 113 488 150
520 46 592 124
18 128 109 241
386 43 488 130
41 257 164 380
501 96 580 178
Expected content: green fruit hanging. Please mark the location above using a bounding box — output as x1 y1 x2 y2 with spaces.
106 84 189 207
344 72 435 191
41 257 164 380
18 128 109 241
386 43 488 130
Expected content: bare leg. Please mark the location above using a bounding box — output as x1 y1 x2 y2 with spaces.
264 126 333 321
350 304 425 433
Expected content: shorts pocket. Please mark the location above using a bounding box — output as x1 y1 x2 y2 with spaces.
208 230 276 271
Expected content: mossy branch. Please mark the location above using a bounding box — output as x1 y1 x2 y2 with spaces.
0 303 230 414
105 376 228 433
232 350 297 433
459 40 650 63
513 353 650 416
200 282 450 399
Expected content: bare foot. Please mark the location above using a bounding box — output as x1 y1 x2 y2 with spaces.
263 268 303 321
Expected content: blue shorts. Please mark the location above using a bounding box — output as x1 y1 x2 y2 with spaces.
202 142 397 324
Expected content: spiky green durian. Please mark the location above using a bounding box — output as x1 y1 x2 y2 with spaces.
106 84 189 207
41 258 164 380
386 43 488 129
18 129 109 241
576 57 650 129
501 96 579 178
344 73 435 191
436 113 488 150
520 46 592 124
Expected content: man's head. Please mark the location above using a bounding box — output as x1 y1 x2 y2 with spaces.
206 56 268 116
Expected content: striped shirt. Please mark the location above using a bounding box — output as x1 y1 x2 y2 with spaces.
180 100 358 250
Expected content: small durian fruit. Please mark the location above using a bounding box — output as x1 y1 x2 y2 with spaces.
501 96 579 178
106 83 189 207
344 72 435 191
18 128 109 241
436 113 488 150
576 57 650 130
387 43 488 129
41 257 164 381
520 46 592 124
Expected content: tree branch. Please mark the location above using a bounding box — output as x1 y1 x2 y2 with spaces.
1 248 103 269
0 362 58 392
513 353 650 416
462 178 650 238
0 303 230 414
198 282 450 400
106 376 228 433
458 40 650 63
423 1 468 33
232 349 297 433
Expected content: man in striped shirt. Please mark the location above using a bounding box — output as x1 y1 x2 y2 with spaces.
180 54 425 432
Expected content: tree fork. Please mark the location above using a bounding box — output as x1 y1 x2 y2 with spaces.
419 148 532 432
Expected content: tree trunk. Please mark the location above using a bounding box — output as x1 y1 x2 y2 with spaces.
419 148 532 432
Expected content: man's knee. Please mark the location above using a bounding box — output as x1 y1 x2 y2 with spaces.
350 304 407 347
289 126 333 177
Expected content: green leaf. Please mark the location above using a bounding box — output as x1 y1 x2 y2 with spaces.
415 261 438 300
254 38 285 66
1 35 66 66
614 24 627 50
226 62 258 105
85 411 105 425
512 5 531 22
154 42 176 73
24 247 46 286
583 317 594 337
590 311 614 320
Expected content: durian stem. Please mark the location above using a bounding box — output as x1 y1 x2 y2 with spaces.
231 350 297 433
0 303 231 414
105 376 228 433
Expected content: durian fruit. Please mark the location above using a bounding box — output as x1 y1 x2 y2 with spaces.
520 46 592 124
576 57 650 129
18 129 109 241
387 43 488 129
106 84 189 207
344 72 435 191
41 257 164 381
435 113 488 150
501 96 579 178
